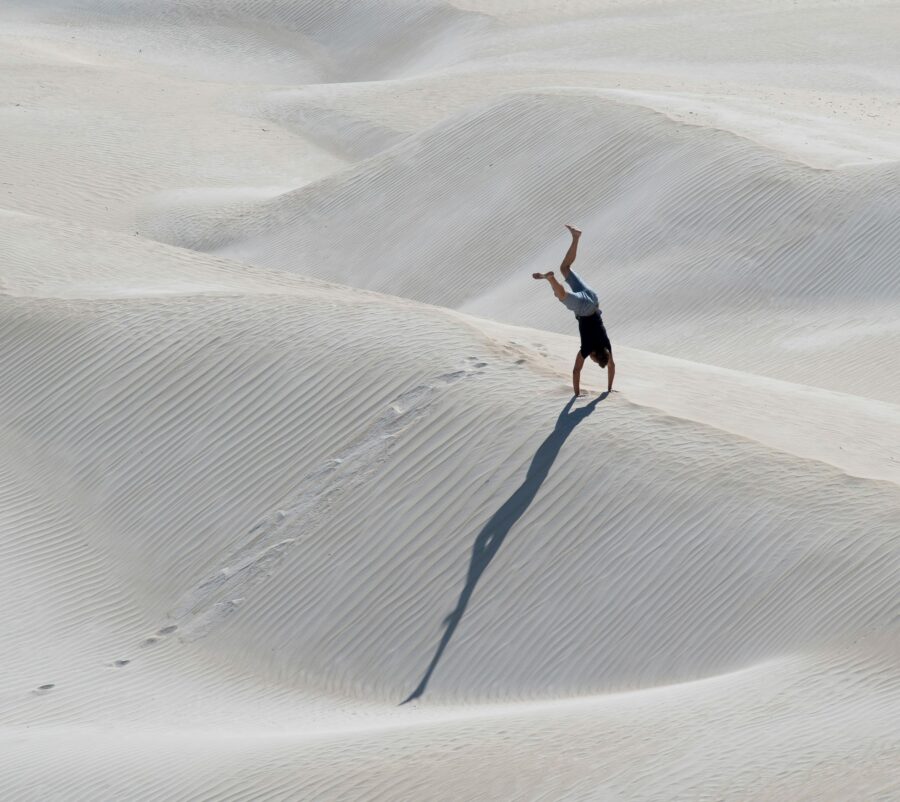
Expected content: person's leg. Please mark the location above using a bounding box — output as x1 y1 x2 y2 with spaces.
532 225 582 300
532 271 566 301
559 224 581 279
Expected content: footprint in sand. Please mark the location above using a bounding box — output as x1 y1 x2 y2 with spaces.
140 623 178 648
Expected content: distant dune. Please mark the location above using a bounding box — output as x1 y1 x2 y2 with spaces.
2 2 898 800
159 91 900 400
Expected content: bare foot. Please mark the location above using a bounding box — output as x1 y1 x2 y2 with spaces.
566 224 581 237
532 271 554 280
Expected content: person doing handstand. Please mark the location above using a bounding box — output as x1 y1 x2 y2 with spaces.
533 225 615 396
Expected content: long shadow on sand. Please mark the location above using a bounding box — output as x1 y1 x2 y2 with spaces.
401 392 608 704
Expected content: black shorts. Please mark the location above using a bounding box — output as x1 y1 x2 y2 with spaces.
578 313 612 359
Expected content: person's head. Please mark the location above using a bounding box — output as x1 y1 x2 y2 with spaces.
590 349 609 368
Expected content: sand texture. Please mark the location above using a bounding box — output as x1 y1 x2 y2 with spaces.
1 2 899 800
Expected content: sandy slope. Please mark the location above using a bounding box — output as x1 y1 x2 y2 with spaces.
2 1 899 799
4 1 900 400
1 212 898 800
176 90 900 401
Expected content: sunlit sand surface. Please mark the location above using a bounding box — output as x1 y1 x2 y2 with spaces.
1 2 898 799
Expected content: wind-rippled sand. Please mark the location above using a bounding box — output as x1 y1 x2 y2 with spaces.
1 2 898 800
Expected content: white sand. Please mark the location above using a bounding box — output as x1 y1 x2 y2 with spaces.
1 2 898 800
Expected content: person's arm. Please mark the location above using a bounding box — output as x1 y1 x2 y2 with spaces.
607 352 616 392
573 351 585 396
532 270 567 302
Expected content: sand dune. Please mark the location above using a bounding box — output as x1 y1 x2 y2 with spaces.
3 0 491 83
7 284 898 700
148 91 900 400
2 1 899 799
2 213 899 798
